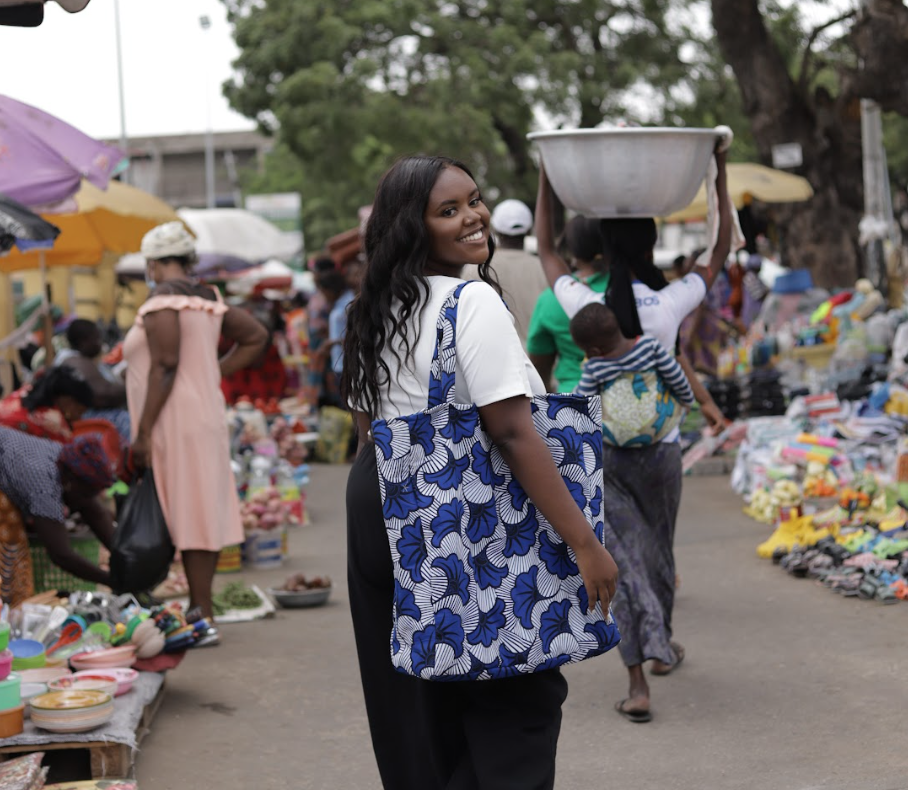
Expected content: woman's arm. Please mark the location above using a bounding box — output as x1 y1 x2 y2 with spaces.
677 352 726 430
479 396 618 611
31 517 111 585
131 309 180 467
535 164 573 289
62 356 126 408
698 149 733 291
219 307 269 378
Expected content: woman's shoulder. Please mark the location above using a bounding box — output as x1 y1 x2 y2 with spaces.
139 283 225 319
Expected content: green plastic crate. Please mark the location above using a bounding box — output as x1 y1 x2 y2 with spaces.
28 534 100 593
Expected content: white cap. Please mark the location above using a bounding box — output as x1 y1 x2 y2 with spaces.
491 199 533 237
141 221 196 260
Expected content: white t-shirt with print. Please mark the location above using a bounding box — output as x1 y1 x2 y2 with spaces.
553 270 708 353
553 269 709 443
363 276 546 422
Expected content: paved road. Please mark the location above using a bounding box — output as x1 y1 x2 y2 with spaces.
138 465 908 790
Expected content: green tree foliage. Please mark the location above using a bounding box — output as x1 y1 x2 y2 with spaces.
224 0 907 263
223 0 698 250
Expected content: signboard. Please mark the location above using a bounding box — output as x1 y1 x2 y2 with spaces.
772 143 803 169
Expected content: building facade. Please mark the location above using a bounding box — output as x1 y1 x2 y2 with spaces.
106 130 272 209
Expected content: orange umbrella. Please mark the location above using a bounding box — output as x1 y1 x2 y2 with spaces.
0 180 179 273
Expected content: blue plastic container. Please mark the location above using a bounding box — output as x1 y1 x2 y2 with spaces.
773 269 813 294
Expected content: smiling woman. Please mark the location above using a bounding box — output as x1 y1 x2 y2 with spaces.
341 155 618 789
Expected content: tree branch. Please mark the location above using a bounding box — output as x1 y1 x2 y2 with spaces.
798 9 857 93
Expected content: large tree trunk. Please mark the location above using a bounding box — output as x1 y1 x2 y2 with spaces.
711 0 864 288
849 0 908 115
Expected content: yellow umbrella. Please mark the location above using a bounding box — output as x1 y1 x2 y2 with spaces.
0 180 179 273
664 163 814 223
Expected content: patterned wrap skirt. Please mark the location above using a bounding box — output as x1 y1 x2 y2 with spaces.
600 442 682 667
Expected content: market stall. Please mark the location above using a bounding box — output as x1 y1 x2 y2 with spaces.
682 263 908 604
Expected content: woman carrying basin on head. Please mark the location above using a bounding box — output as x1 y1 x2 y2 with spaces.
535 139 735 723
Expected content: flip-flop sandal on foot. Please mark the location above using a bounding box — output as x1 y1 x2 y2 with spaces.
615 699 652 723
651 643 685 676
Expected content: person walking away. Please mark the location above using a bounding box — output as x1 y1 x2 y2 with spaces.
463 198 548 345
535 144 736 723
342 155 618 788
125 222 268 643
526 216 609 391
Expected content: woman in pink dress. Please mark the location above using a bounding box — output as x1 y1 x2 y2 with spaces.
125 222 267 643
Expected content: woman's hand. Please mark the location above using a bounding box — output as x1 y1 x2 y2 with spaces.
130 431 151 469
574 537 619 613
701 401 728 432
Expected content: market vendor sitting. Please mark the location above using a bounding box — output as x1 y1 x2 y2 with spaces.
57 319 131 441
0 426 116 586
0 366 94 442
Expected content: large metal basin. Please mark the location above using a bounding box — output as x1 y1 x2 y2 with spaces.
527 127 721 218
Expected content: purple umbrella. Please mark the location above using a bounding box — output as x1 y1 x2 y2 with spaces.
0 94 126 209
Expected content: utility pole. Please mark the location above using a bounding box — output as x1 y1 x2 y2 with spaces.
114 0 129 182
200 14 216 209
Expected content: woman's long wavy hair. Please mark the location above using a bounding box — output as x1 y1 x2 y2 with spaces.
342 155 499 419
601 218 667 338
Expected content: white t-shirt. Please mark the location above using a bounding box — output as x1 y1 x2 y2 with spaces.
361 276 546 422
553 270 708 353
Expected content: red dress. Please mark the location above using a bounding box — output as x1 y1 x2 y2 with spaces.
0 389 72 442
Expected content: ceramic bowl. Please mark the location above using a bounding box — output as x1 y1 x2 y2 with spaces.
30 690 113 733
48 673 118 698
69 645 137 671
0 648 12 681
9 639 46 671
105 667 138 696
17 667 71 684
269 586 332 609
527 127 721 218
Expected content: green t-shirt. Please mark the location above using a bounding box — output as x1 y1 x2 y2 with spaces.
526 271 610 392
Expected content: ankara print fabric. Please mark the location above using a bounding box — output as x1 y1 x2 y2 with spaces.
372 283 619 681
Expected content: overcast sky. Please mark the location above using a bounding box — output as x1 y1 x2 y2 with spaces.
0 0 254 140
0 0 856 142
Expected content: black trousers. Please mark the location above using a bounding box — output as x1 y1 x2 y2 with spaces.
346 445 568 790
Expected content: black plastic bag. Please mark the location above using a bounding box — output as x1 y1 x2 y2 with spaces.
109 470 175 594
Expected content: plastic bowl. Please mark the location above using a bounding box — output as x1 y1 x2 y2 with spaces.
0 649 12 681
0 622 9 653
527 127 721 218
105 667 138 696
268 586 332 609
49 673 118 699
17 667 71 685
8 639 45 671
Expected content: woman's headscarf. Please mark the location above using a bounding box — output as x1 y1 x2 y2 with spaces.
58 436 116 491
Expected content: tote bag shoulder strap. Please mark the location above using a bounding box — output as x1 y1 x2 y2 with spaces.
427 282 472 408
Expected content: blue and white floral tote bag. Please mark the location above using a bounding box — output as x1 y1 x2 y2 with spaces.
371 282 620 681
